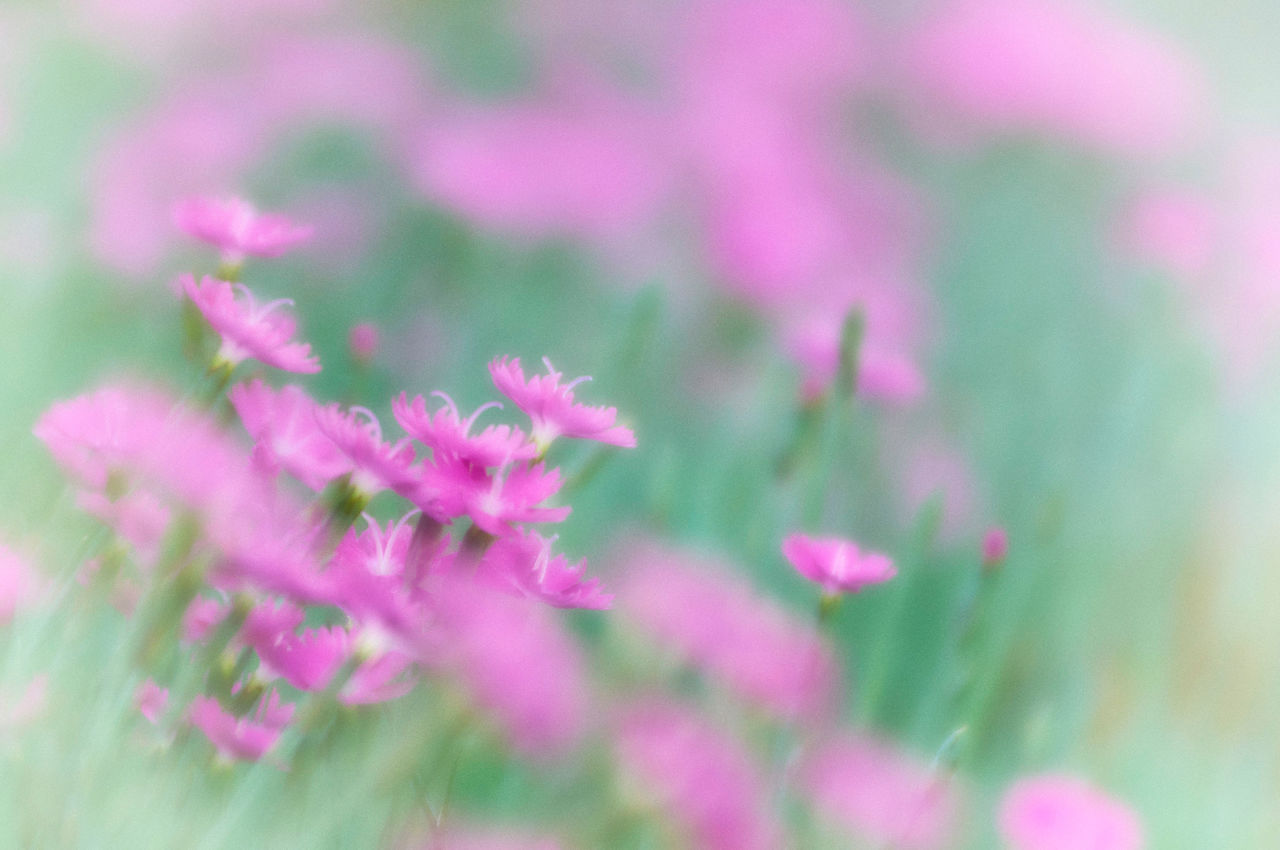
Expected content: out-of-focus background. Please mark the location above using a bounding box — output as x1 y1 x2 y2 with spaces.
2 0 1279 846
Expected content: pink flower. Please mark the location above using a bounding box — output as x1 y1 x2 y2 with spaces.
181 275 320 373
430 580 590 754
174 195 312 266
341 649 416 706
314 404 416 497
900 0 1206 156
393 392 535 468
480 530 611 610
230 381 353 491
982 526 1009 566
618 541 838 723
489 356 635 451
189 690 295 762
410 92 669 241
800 731 961 849
252 625 351 692
423 457 569 535
323 515 429 641
999 774 1143 850
782 533 896 595
137 679 170 724
615 701 780 850
0 545 39 623
348 321 380 362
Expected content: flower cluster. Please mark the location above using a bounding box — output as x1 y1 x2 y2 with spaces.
33 196 633 765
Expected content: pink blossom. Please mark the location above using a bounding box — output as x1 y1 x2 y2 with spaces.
615 701 780 850
423 457 569 535
411 92 669 241
0 545 39 623
174 195 312 266
136 679 170 724
189 690 295 762
480 530 611 610
230 381 353 491
181 275 320 373
393 392 535 468
618 541 838 723
999 774 1143 850
982 526 1009 566
76 489 172 565
900 0 1206 156
784 308 927 405
430 580 590 754
314 404 416 497
322 515 428 641
489 357 634 451
341 649 416 706
800 731 961 849
1115 191 1216 280
252 625 351 692
782 533 896 595
349 322 380 362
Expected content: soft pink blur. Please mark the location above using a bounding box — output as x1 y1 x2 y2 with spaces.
900 0 1207 155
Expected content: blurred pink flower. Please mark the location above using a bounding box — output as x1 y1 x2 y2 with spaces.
174 195 312 266
618 541 838 723
900 0 1206 155
1116 191 1216 280
411 91 669 240
349 322 380 363
0 545 38 623
782 533 896 595
999 773 1143 850
800 731 962 849
230 381 353 491
615 700 780 850
182 275 320 373
430 580 590 754
136 679 170 724
190 690 295 762
489 357 635 451
982 526 1009 566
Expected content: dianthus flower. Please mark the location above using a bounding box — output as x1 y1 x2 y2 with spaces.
999 774 1143 850
618 541 838 723
488 356 635 452
393 391 535 468
322 515 438 646
181 274 320 373
230 381 353 491
615 701 780 850
189 690 295 762
479 530 611 610
174 195 312 266
424 456 569 535
314 404 416 498
782 533 896 595
799 731 961 849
